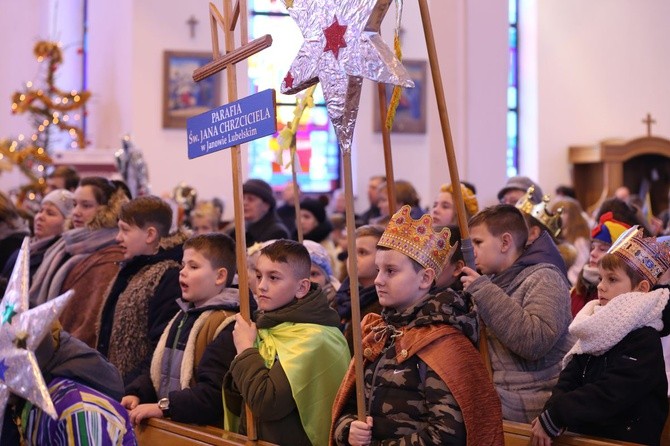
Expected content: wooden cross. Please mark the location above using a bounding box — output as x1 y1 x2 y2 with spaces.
192 1 273 441
643 112 656 137
186 15 199 38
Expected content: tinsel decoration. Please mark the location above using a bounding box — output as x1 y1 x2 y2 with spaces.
2 40 91 199
274 84 317 169
0 239 74 438
114 135 151 198
385 0 405 131
11 41 91 151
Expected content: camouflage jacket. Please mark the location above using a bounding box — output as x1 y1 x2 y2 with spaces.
331 290 503 446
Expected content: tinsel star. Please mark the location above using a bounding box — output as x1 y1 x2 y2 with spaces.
0 238 74 437
280 0 414 152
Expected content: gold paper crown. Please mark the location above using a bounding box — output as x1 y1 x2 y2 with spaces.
607 226 670 285
515 186 563 238
377 205 452 276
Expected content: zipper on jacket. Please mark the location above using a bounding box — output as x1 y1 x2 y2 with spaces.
164 312 188 394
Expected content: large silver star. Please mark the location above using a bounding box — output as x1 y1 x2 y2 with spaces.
280 0 414 152
0 238 73 437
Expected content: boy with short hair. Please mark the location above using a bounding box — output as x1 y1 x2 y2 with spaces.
332 206 503 446
461 204 573 423
96 195 186 384
334 225 384 353
225 239 350 446
532 227 670 445
122 233 240 426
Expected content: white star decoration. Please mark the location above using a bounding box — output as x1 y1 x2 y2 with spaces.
280 0 414 152
0 238 73 437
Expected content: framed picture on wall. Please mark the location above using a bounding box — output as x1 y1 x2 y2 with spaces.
373 59 427 134
162 51 221 129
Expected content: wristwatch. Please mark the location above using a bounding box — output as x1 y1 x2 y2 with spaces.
158 397 170 417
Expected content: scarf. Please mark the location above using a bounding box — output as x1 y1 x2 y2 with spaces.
29 235 58 253
256 322 349 446
231 285 347 446
563 288 669 367
29 227 119 306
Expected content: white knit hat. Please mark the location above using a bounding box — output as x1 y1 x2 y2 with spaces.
42 189 75 218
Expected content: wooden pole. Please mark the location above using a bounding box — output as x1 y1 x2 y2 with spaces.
418 0 492 379
377 84 397 217
292 150 303 243
417 0 474 270
341 150 367 420
218 0 255 439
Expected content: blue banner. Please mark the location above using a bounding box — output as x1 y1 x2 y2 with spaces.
186 89 277 159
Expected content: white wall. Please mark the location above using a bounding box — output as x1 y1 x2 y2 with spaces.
0 0 509 217
5 1 670 217
525 0 670 196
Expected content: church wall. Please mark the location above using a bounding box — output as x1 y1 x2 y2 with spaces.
0 0 509 218
528 0 670 198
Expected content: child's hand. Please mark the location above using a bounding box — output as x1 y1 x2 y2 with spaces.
129 403 163 426
233 313 257 354
348 416 373 446
460 266 481 290
530 417 552 446
121 395 140 410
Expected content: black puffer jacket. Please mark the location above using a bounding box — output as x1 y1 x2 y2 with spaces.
541 327 668 445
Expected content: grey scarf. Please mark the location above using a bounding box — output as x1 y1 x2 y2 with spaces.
29 227 119 306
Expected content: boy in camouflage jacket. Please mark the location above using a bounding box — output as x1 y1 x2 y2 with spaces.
331 206 503 446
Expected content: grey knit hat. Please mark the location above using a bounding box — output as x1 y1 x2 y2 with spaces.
42 189 75 218
497 176 543 203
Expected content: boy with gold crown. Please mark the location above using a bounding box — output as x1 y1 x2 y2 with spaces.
331 206 503 446
532 227 670 446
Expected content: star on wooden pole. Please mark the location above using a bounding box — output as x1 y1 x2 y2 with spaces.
280 0 414 152
0 238 74 438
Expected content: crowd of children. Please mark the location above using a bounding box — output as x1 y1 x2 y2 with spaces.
2 169 670 446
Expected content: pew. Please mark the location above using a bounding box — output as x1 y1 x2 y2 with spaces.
136 418 651 445
134 418 276 446
503 420 641 446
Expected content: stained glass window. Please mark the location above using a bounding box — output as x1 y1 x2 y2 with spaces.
247 0 340 193
507 0 519 177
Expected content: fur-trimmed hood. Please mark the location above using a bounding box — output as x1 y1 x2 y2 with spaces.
86 189 128 230
176 287 240 313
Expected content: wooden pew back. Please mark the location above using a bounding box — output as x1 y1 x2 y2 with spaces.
135 418 276 446
503 421 641 446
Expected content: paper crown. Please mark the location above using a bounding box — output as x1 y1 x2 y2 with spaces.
515 186 563 238
607 226 670 285
591 211 631 245
377 205 452 276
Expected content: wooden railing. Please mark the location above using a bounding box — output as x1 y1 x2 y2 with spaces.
135 417 659 445
503 421 641 446
134 418 276 446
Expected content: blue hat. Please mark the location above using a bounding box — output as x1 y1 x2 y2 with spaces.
302 240 333 277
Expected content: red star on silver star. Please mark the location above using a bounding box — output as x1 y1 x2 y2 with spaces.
283 71 295 89
323 16 347 59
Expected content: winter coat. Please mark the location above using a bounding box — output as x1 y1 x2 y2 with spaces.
331 290 503 446
224 284 349 446
96 232 186 385
59 243 125 347
335 277 382 354
125 290 239 426
0 235 60 295
467 249 573 422
230 210 289 247
540 289 670 445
